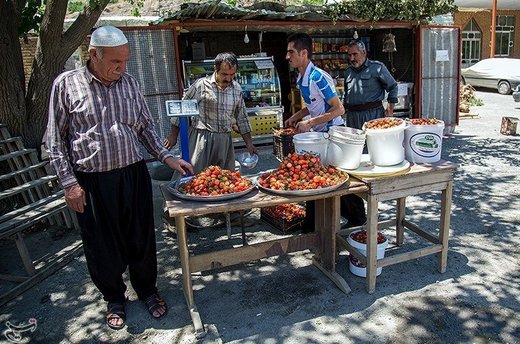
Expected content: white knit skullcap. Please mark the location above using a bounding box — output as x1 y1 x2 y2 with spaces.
90 26 128 47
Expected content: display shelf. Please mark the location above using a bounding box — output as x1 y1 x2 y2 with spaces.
183 57 283 139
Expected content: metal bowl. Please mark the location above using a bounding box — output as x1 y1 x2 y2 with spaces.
237 152 258 169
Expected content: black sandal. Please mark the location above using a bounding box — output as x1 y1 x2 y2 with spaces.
106 302 126 330
144 293 168 319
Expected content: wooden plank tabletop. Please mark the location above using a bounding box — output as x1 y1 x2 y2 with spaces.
163 179 367 217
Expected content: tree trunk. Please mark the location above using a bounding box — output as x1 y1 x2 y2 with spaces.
0 1 27 136
1 0 110 152
23 0 111 151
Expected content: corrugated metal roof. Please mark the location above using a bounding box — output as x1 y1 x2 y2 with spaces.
153 0 352 25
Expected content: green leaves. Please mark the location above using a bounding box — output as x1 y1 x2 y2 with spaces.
326 0 457 23
19 0 46 35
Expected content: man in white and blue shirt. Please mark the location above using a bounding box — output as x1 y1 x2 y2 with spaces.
284 33 345 233
285 33 344 132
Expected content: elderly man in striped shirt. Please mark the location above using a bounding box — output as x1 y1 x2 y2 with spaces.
46 26 193 330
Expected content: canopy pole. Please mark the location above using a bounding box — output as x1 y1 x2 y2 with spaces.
490 0 497 58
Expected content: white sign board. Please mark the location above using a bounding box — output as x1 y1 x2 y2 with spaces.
435 50 449 62
254 59 274 69
397 83 408 96
165 100 199 117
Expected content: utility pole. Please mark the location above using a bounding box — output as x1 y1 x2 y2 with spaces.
490 0 497 57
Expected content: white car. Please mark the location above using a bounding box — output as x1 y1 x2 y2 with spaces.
461 58 520 95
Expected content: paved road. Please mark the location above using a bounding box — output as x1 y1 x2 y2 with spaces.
0 90 519 343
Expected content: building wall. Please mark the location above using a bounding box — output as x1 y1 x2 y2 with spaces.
454 9 520 60
20 35 39 88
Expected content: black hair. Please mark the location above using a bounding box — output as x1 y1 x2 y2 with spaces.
287 33 313 59
214 52 238 72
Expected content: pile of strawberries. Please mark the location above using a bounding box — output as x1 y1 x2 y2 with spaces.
409 118 440 125
365 117 404 129
274 127 298 137
178 166 252 196
262 203 306 222
350 230 386 244
258 152 348 191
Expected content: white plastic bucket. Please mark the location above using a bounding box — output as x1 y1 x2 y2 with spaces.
347 230 388 277
364 118 406 166
293 132 329 162
327 128 366 169
328 126 366 142
404 120 445 163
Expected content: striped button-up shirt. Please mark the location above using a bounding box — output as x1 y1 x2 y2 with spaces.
172 73 252 134
46 65 173 188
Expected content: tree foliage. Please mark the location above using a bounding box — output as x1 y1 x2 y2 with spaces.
326 0 457 23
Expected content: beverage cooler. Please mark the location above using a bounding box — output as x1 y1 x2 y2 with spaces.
182 56 283 145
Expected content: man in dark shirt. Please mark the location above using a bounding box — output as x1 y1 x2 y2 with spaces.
342 39 398 227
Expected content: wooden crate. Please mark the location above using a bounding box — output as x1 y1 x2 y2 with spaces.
500 116 519 136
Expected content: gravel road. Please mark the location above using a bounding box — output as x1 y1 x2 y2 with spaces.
0 90 519 344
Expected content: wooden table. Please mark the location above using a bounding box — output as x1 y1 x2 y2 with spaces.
163 160 457 336
163 180 367 338
336 160 458 294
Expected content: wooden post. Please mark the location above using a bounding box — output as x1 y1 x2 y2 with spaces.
396 197 406 245
490 0 497 58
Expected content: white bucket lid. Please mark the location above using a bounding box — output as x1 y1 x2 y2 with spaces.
329 126 366 142
293 132 329 142
329 135 365 145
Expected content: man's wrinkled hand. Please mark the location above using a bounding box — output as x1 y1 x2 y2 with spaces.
65 184 86 213
171 158 194 176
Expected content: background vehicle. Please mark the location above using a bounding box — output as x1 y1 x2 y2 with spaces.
513 89 520 102
461 58 520 95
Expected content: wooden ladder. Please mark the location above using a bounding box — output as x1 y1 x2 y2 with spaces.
0 124 82 306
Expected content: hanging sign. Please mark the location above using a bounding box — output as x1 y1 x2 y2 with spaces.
254 59 274 69
435 50 449 62
165 100 199 117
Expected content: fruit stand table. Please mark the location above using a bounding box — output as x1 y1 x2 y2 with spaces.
337 160 458 294
162 179 367 338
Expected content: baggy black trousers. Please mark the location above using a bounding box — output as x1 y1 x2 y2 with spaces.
75 160 158 304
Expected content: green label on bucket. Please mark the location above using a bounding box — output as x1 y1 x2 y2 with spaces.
410 132 441 157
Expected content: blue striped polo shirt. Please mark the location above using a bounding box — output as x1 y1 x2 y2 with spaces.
297 62 344 132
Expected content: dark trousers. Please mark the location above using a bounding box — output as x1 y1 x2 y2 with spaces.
303 195 367 232
75 160 158 304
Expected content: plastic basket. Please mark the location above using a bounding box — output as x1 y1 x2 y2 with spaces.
260 204 305 233
272 133 295 161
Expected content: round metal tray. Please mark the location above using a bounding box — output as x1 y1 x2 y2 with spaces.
167 176 256 202
256 173 349 196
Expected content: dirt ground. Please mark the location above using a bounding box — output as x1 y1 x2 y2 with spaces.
1 90 519 343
